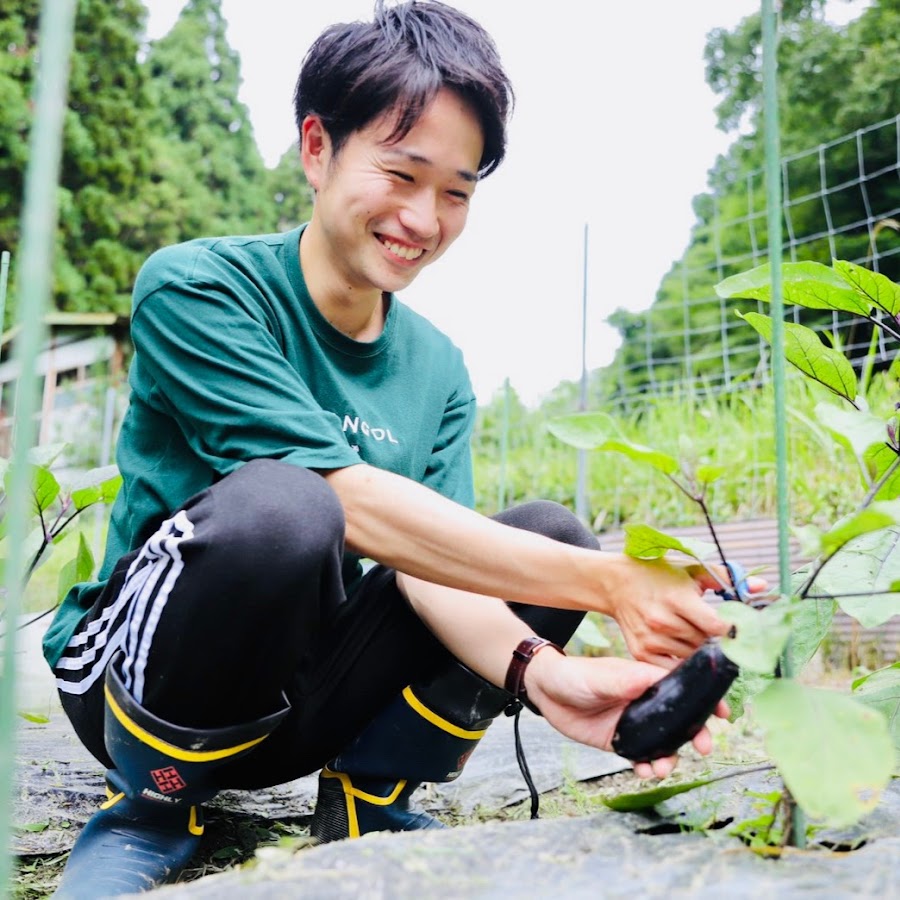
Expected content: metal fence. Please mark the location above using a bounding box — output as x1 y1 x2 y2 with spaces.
605 114 900 407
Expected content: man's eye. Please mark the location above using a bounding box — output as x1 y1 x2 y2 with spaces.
389 170 414 182
448 191 470 202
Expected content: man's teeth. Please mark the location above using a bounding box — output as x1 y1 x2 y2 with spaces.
382 239 423 260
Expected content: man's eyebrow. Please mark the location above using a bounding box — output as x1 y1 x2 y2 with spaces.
384 149 478 183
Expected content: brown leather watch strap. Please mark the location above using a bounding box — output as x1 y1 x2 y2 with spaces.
504 636 565 705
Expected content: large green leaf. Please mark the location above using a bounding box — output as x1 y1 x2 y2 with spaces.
819 501 900 558
70 465 122 510
715 261 849 301
57 532 95 602
814 402 887 460
808 526 900 627
789 592 837 672
736 311 857 402
834 260 900 317
603 774 720 811
546 412 620 450
719 601 792 675
753 680 894 827
852 662 900 775
782 281 874 316
622 524 717 561
595 439 679 476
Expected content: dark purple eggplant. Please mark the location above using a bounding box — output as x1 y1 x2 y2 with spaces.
612 640 739 763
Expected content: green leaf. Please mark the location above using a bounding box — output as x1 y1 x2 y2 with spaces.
863 444 900 500
57 533 95 602
782 281 874 316
70 465 122 510
719 601 792 674
725 669 773 722
807 526 900 627
833 260 900 317
3 466 62 520
602 774 720 811
753 680 894 827
851 662 900 775
814 402 887 460
546 412 620 450
17 713 50 725
736 311 857 402
17 820 50 831
792 524 824 559
695 464 727 485
789 592 837 671
715 261 849 301
622 524 717 561
595 439 679 476
820 501 900 558
573 615 611 649
26 443 69 468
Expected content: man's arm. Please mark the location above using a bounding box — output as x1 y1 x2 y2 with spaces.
325 463 731 665
397 572 722 779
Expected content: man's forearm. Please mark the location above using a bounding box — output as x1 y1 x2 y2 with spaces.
325 463 622 615
396 573 537 688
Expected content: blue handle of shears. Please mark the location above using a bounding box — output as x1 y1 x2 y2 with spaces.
717 561 750 602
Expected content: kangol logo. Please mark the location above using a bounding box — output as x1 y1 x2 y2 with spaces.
342 415 399 445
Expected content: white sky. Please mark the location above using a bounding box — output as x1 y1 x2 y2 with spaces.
144 0 869 407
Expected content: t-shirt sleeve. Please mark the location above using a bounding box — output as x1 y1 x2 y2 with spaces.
130 248 362 475
422 377 477 508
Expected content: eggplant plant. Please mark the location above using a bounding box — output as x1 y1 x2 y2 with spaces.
0 443 122 718
548 259 900 838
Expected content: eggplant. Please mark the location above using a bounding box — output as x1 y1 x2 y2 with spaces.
612 640 739 763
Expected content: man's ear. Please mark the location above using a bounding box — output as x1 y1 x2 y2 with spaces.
301 115 330 191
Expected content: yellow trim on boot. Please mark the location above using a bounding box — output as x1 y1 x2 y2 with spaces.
104 684 269 762
188 806 204 837
321 768 410 839
100 791 124 811
401 686 488 740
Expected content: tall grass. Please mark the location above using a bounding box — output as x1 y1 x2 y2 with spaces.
473 372 882 531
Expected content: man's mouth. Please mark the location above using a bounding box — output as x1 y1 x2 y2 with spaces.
379 236 425 261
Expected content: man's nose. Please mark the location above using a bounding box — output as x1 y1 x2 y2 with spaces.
398 190 439 241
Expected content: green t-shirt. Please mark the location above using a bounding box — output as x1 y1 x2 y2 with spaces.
43 225 476 666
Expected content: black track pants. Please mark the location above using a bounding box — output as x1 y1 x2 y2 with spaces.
54 459 597 788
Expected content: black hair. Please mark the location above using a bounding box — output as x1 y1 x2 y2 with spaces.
293 0 513 178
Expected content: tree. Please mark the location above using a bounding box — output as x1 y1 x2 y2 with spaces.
141 0 274 240
0 0 154 318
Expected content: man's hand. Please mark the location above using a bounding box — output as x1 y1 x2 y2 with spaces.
522 648 728 779
604 557 765 667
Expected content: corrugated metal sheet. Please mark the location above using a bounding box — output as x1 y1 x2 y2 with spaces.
599 518 899 665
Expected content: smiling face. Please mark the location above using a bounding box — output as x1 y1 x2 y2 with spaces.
300 88 484 308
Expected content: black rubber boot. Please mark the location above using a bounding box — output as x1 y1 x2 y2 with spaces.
310 662 512 842
54 658 289 898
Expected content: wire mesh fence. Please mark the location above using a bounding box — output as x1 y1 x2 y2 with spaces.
603 114 900 409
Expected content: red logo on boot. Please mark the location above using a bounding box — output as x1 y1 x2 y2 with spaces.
151 766 187 794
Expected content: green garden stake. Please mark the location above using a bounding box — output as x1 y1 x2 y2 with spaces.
0 1 78 891
761 0 806 848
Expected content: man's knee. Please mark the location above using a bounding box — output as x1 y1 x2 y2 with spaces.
192 459 346 578
495 500 599 550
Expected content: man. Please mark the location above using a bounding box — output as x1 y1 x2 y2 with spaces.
46 3 741 896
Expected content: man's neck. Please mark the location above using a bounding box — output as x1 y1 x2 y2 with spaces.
299 224 386 341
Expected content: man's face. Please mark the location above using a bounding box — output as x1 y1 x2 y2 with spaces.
302 88 484 299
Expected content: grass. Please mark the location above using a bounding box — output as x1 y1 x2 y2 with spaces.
473 373 894 529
